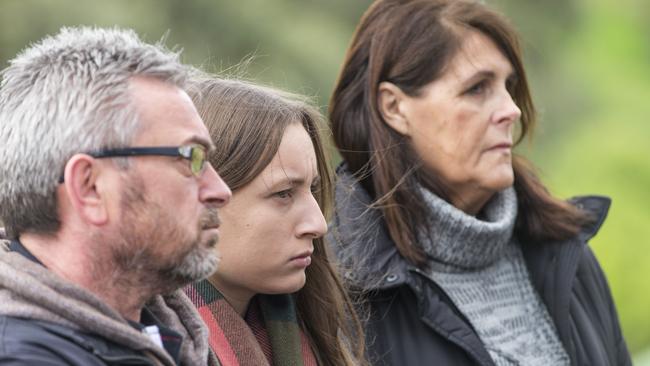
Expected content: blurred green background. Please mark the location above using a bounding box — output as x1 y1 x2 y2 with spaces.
1 0 648 361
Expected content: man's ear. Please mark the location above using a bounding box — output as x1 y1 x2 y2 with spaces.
377 81 411 136
61 154 109 226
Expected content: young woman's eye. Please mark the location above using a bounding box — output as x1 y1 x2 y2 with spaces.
274 189 293 199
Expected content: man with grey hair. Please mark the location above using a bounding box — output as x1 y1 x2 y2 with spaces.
0 27 231 365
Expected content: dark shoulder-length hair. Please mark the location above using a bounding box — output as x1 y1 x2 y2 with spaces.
189 77 365 366
329 0 591 267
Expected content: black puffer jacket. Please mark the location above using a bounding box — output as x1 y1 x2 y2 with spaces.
0 317 162 365
328 169 631 366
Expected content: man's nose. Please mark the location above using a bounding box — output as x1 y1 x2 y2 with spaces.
200 162 231 207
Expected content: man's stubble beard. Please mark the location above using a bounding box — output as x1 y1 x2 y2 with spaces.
103 173 220 294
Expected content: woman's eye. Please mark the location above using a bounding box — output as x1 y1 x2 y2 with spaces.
465 80 487 95
274 189 293 199
506 75 518 95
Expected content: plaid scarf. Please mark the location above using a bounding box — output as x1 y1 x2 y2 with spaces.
185 279 318 366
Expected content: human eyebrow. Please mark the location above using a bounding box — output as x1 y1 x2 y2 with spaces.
268 177 303 191
462 70 496 89
267 172 319 192
294 172 320 188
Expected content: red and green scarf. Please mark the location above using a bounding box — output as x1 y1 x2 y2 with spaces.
185 279 318 366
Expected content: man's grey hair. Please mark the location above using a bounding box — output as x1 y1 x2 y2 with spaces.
0 26 190 238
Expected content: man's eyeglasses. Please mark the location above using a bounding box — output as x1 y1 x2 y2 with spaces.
59 145 208 183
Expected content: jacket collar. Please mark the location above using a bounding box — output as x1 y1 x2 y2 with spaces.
521 194 611 358
522 195 611 289
328 165 412 290
7 239 44 266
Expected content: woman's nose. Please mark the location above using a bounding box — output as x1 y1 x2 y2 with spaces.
494 91 521 125
296 193 328 239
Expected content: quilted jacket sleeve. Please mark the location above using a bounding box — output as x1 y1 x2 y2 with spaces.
571 246 632 366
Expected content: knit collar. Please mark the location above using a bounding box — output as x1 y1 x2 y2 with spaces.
418 186 518 270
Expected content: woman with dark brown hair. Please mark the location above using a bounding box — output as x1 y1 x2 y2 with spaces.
185 77 365 366
328 0 630 365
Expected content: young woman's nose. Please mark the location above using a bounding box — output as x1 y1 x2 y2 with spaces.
296 193 328 239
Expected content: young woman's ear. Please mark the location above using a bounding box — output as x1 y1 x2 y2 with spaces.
377 81 411 136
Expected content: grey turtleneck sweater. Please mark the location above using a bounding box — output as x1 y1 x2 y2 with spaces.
418 187 570 366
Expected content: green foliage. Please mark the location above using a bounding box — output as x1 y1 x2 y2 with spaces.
534 0 650 354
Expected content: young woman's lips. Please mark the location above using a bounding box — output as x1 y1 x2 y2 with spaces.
290 251 313 268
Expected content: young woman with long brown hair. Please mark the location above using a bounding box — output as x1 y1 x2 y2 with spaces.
327 0 630 365
185 77 365 366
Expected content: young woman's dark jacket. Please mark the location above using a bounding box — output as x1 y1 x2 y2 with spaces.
328 167 631 366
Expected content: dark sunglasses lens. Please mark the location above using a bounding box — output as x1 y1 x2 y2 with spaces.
190 147 205 175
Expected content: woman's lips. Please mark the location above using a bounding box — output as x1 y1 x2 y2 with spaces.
290 251 313 267
487 142 512 151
